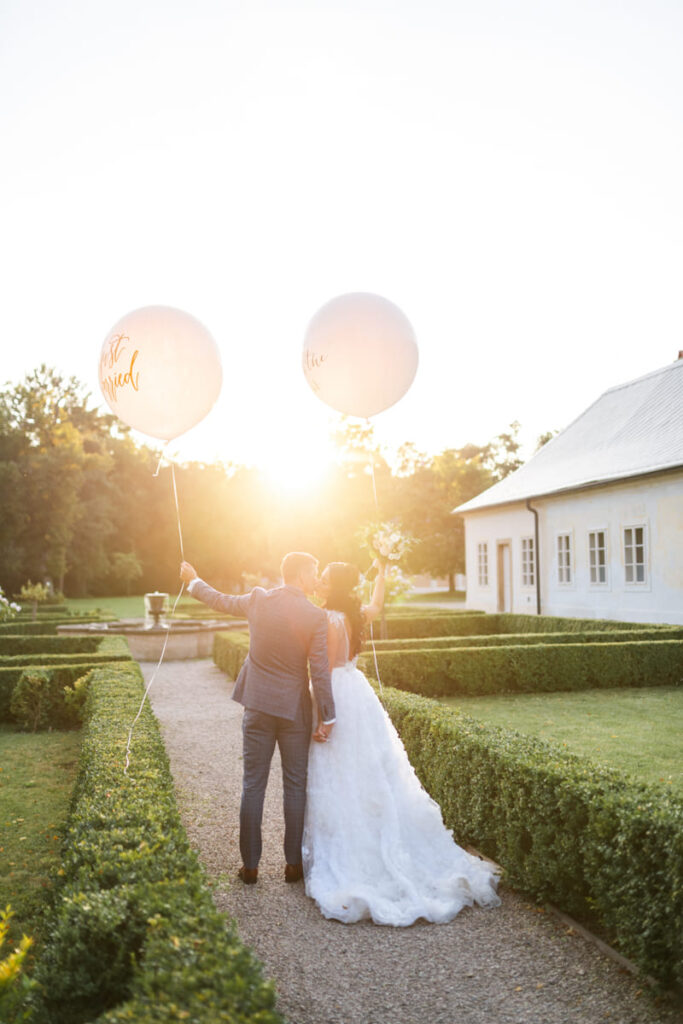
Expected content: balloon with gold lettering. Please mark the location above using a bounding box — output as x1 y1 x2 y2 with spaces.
99 305 222 441
302 292 418 418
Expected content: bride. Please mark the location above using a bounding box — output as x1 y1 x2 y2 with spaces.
302 560 501 926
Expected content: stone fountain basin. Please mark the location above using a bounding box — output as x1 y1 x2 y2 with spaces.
56 618 246 661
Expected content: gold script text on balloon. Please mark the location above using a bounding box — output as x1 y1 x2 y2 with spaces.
100 334 141 404
303 349 327 393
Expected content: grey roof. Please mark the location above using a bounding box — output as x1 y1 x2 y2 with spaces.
456 358 683 514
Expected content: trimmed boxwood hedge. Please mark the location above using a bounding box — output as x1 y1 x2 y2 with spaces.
213 631 251 679
360 640 683 697
0 615 112 635
16 603 69 615
382 612 673 640
0 621 61 636
0 640 132 723
215 629 683 698
381 686 683 988
0 664 102 722
0 634 116 655
30 662 281 1024
0 637 132 667
0 651 131 668
370 626 683 652
384 606 484 617
383 613 493 637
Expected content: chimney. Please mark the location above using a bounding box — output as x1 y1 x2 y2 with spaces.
679 351 683 360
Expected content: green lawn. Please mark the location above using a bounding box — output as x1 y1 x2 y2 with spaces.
440 687 683 794
64 594 147 618
0 726 81 947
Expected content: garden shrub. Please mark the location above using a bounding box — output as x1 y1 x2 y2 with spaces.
494 613 669 634
360 640 683 697
30 663 280 1024
384 606 484 617
0 614 113 636
0 622 60 636
0 905 35 1021
16 604 69 616
382 611 674 640
213 631 250 679
0 635 113 655
0 652 129 723
383 613 493 638
370 626 683 652
0 652 128 668
9 668 93 731
381 686 683 988
0 651 130 667
10 669 59 731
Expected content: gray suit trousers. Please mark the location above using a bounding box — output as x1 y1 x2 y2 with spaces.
240 698 311 868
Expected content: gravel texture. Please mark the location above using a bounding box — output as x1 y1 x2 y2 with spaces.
143 658 681 1024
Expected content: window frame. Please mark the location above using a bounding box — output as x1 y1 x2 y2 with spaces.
477 541 489 587
556 531 573 586
588 527 609 588
623 523 649 588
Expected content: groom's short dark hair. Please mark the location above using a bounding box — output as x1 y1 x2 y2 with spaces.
281 551 318 584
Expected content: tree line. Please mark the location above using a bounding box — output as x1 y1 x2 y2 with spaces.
0 366 552 597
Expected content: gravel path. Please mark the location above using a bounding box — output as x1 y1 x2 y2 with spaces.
143 658 680 1024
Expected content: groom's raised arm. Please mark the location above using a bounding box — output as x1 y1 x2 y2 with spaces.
180 561 253 618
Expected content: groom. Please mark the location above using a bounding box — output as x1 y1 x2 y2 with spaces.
180 553 335 884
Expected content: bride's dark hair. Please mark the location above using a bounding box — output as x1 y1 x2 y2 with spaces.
323 562 365 658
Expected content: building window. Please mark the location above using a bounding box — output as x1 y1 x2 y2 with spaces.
521 537 535 587
557 533 572 584
477 543 489 586
624 526 647 584
588 530 607 584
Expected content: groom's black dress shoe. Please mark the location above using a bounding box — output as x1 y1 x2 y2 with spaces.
285 863 304 883
238 866 258 884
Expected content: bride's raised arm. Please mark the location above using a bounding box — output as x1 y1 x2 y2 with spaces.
362 561 386 624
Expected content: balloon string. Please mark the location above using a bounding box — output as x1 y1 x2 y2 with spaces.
366 441 385 701
369 619 383 698
124 456 185 775
170 461 185 561
153 445 168 478
124 582 185 775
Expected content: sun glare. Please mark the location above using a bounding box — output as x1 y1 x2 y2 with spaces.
255 423 336 498
261 445 333 497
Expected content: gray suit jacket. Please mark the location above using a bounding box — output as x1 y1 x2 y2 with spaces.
189 579 335 723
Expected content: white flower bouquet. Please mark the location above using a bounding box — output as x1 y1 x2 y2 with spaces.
359 521 414 566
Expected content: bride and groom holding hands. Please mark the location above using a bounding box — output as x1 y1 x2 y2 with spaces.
180 552 500 926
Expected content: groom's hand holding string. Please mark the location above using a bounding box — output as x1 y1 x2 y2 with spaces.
180 561 198 585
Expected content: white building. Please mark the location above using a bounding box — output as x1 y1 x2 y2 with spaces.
455 359 683 625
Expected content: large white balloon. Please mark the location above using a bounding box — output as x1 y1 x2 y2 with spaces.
302 292 418 418
99 305 222 441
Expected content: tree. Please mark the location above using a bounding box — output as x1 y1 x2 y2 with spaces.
480 420 524 481
111 552 144 596
392 424 529 591
535 428 559 450
18 581 50 621
394 444 493 591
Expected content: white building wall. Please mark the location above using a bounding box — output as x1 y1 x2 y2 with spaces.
462 470 683 624
463 505 539 616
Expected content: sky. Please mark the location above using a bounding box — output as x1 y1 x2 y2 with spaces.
2 0 682 489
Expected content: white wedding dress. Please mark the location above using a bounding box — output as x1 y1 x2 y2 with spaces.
302 611 501 926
